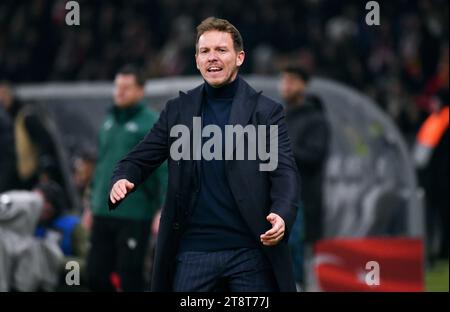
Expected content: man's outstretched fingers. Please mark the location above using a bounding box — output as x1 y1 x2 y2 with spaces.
262 231 284 245
261 213 286 246
262 240 276 246
263 229 275 238
115 185 125 199
114 189 123 199
118 182 127 196
272 230 284 241
266 214 276 223
264 224 281 237
261 230 281 242
110 179 134 204
113 188 121 201
112 186 120 198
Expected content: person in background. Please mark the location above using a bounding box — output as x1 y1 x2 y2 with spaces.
0 81 65 191
0 81 82 217
87 65 167 292
34 181 88 259
414 88 449 262
73 148 97 232
280 65 330 290
0 188 64 291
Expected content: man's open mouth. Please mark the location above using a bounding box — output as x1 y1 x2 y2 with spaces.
207 66 223 72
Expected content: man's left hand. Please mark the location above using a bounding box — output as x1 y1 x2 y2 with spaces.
260 213 285 246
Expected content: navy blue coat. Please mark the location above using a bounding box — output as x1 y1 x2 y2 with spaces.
109 78 299 291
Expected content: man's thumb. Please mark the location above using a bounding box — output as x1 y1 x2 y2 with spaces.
126 181 135 190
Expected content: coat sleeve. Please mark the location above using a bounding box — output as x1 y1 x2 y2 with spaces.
108 101 171 210
267 103 300 238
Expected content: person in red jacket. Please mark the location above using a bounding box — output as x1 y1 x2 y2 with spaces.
413 89 449 261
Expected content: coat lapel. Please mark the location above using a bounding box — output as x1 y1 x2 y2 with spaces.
176 78 262 188
178 84 204 192
180 78 261 140
227 78 259 125
226 78 262 159
179 84 203 131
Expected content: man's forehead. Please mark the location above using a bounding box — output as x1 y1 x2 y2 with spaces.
198 31 233 47
283 72 304 82
115 74 137 83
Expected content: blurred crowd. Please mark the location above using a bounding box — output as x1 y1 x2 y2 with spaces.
0 0 449 142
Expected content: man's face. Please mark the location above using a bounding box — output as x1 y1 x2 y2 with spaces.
196 31 245 87
74 158 94 190
113 74 144 107
279 73 307 106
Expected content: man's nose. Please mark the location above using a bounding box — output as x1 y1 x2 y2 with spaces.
207 51 219 62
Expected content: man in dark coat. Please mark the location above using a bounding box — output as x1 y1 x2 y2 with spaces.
109 17 299 292
280 66 330 244
280 66 330 289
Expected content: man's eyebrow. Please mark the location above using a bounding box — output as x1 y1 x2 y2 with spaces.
198 45 229 50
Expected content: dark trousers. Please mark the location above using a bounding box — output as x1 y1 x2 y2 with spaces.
87 216 151 291
173 248 278 292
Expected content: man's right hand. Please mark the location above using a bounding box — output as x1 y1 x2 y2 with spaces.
110 179 135 204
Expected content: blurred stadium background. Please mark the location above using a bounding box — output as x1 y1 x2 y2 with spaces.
0 0 448 292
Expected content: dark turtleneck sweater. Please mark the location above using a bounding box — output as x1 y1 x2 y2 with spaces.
179 76 258 252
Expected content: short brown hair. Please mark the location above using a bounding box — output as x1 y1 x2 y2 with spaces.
117 64 145 87
196 17 244 52
282 65 310 83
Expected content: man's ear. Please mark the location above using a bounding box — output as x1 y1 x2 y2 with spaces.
236 51 245 67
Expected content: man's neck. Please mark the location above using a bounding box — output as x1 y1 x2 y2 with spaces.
204 76 239 99
288 95 306 107
115 100 141 110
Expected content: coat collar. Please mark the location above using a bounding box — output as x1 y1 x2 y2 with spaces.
111 100 145 122
177 77 262 163
227 76 261 127
175 77 262 192
178 76 261 127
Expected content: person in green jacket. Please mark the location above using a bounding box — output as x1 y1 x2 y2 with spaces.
87 65 167 291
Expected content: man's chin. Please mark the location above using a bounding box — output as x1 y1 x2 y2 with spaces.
115 101 133 107
205 76 232 88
